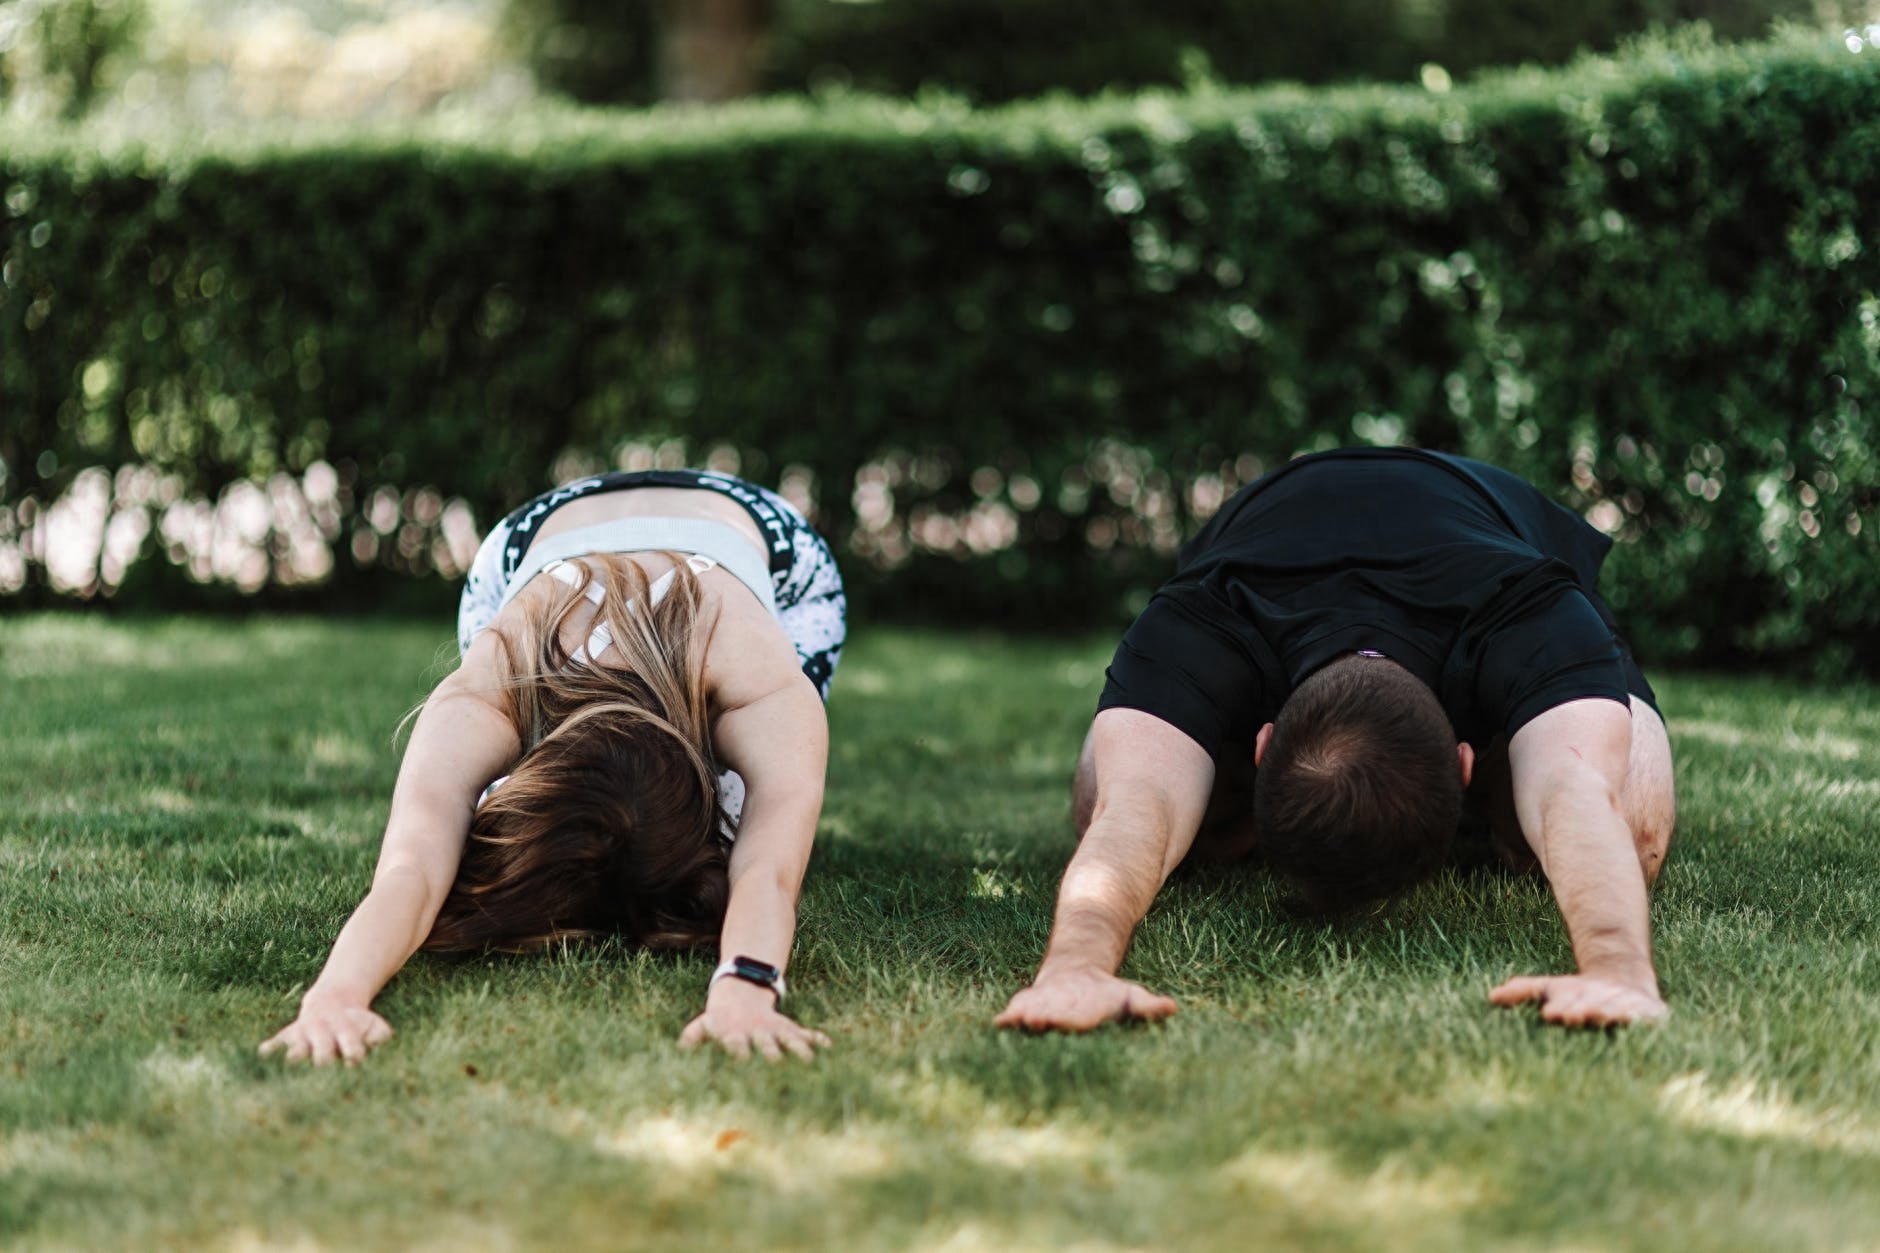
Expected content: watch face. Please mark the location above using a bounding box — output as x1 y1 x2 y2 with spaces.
732 956 780 983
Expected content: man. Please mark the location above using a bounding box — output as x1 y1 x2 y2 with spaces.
996 447 1675 1032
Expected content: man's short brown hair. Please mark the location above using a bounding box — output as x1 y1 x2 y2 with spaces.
1253 654 1462 911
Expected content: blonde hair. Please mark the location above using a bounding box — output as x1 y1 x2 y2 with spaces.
424 554 731 953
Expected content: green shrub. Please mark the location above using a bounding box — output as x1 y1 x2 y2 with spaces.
2 31 1877 673
525 0 1850 105
0 0 146 120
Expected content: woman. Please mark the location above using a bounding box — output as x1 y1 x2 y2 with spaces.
260 468 846 1064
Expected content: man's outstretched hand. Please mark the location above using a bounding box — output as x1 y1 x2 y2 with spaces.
995 967 1178 1033
1490 973 1667 1027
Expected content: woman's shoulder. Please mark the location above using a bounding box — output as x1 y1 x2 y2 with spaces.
700 578 811 713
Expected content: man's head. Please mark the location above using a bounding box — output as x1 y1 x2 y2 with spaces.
1252 653 1472 912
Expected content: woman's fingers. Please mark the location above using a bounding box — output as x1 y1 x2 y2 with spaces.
261 1009 393 1067
677 1010 828 1061
334 1024 368 1066
360 1015 394 1048
303 1022 341 1065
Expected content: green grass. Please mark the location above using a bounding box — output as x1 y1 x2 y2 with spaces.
2 615 1878 1252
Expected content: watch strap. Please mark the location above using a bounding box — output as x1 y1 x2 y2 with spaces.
710 955 787 1004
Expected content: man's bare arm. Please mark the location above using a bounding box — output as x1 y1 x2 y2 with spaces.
995 708 1214 1032
1489 697 1666 1027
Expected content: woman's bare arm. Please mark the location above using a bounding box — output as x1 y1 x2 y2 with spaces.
261 636 520 1065
680 597 832 1060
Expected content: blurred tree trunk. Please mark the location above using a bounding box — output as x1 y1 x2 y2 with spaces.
655 0 774 102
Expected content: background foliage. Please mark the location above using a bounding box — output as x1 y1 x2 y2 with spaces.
3 31 1878 672
525 0 1862 105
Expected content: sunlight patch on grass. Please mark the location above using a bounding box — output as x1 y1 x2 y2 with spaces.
138 1049 229 1098
1011 743 1077 780
840 666 891 695
1431 1068 1538 1116
219 1227 517 1253
1671 718 1867 763
911 1224 1146 1253
922 657 974 684
0 622 255 677
144 788 200 813
302 734 374 770
1217 1147 1491 1218
877 1068 1011 1125
964 1124 1115 1171
218 1231 332 1253
587 1112 898 1182
0 1130 90 1173
583 1098 1116 1191
1657 1073 1880 1154
972 866 1026 900
1796 775 1880 802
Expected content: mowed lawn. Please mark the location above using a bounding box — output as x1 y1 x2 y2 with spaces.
2 614 1878 1252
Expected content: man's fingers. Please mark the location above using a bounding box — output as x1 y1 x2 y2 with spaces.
1540 994 1665 1029
361 1017 394 1047
753 1034 785 1064
1489 976 1554 1006
780 1032 817 1062
1494 975 1667 1028
1125 988 1178 1021
723 1035 752 1062
993 996 1030 1029
258 1034 286 1057
1540 999 1591 1027
678 1020 707 1050
992 985 1037 1023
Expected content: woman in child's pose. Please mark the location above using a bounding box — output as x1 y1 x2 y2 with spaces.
261 469 846 1063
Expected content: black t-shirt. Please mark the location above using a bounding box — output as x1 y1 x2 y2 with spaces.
1098 448 1653 761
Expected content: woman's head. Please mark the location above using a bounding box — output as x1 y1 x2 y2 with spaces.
424 554 729 954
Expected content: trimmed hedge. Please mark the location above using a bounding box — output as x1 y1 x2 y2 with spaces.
526 0 1847 105
2 31 1878 672
765 0 1842 101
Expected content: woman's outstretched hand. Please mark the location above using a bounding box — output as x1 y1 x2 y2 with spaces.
679 976 829 1061
259 997 395 1066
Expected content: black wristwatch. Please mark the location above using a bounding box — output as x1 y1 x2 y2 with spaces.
710 955 787 1003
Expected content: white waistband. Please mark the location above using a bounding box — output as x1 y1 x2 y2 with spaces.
498 518 778 618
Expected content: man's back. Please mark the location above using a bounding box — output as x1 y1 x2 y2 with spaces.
1100 448 1645 755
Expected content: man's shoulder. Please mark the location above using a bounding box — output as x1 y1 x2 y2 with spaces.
1099 589 1284 764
